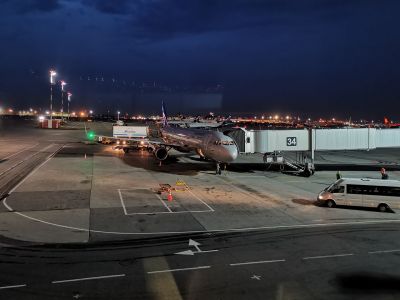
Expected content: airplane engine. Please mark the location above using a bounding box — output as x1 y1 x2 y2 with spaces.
154 147 169 161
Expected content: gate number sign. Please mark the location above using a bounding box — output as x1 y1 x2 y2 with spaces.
287 137 297 146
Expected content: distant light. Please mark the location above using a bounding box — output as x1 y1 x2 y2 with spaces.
45 111 50 115
285 115 290 120
274 115 279 120
80 112 85 117
29 108 33 112
261 115 265 120
50 70 57 84
332 118 336 121
89 110 93 114
9 109 13 113
38 115 45 121
60 80 67 91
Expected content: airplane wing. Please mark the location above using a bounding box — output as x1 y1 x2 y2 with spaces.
95 135 182 149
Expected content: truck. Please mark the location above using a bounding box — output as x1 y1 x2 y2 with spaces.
113 126 149 138
111 126 150 152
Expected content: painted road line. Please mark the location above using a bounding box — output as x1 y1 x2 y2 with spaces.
6 144 64 195
187 189 214 212
2 143 39 161
302 253 354 260
118 189 128 215
230 259 285 267
0 144 54 177
368 249 400 254
155 194 173 213
52 274 125 284
0 284 27 290
126 209 212 215
147 266 211 274
4 191 400 235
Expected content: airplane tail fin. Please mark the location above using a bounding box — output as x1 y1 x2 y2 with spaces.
162 100 169 127
384 117 390 125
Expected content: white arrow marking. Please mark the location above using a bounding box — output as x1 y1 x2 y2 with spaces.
175 250 195 256
188 239 201 252
175 249 219 255
175 239 219 255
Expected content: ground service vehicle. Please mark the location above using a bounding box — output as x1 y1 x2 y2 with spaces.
318 178 400 212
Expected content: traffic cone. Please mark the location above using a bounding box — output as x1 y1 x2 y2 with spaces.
167 190 173 202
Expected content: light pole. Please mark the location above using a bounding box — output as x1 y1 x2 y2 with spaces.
60 80 67 121
117 111 120 121
67 92 72 120
49 70 57 122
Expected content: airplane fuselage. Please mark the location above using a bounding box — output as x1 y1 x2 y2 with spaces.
160 126 238 163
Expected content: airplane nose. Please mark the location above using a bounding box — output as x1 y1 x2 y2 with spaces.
225 146 238 162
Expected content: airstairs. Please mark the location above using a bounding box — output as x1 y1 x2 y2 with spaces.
263 151 315 177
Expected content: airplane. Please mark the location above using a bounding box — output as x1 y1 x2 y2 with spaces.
97 101 239 174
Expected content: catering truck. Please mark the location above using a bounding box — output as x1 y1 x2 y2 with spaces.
111 126 149 152
113 126 148 138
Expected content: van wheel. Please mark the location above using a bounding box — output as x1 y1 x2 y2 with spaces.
378 204 388 212
326 200 336 208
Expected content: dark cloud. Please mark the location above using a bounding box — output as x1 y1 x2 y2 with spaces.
81 0 133 15
0 0 61 14
82 0 376 40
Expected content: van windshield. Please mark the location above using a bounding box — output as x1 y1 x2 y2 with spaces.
327 184 344 193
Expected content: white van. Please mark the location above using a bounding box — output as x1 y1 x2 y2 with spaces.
318 178 400 212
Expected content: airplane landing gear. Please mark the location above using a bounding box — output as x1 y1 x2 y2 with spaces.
216 163 222 175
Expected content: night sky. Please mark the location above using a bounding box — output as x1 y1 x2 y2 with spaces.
0 0 399 119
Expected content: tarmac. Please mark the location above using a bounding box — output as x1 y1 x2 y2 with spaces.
1 118 400 244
